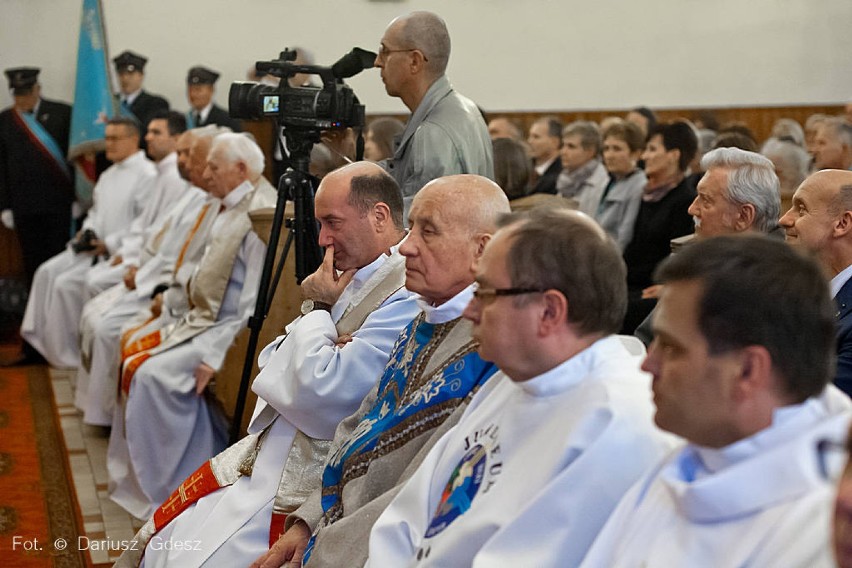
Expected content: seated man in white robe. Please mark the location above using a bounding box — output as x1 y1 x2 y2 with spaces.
251 175 511 568
116 161 421 567
366 208 675 567
107 132 276 520
21 117 156 368
84 110 189 297
75 127 219 426
580 234 852 568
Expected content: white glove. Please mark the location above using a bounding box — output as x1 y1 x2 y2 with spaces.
71 201 84 219
1 209 13 230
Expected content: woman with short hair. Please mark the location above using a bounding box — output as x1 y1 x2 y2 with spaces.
595 120 647 252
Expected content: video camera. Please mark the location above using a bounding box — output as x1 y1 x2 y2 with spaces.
228 47 375 132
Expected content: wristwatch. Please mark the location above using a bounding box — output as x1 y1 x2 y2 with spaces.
300 299 332 315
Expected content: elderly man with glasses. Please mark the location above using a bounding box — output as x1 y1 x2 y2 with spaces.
374 10 493 219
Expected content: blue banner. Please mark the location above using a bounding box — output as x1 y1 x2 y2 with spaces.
68 0 116 206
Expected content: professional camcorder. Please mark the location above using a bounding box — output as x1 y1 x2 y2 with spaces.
228 48 375 131
224 48 377 442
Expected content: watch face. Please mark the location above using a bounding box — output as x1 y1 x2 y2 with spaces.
300 299 314 315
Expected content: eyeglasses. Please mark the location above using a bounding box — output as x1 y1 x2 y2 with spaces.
471 282 548 304
377 45 429 62
816 437 849 481
104 135 133 142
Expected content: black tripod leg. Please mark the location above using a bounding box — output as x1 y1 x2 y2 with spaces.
228 178 292 445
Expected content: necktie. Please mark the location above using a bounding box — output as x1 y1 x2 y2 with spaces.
194 112 202 127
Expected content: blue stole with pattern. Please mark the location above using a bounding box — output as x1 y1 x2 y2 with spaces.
13 109 72 180
303 314 497 564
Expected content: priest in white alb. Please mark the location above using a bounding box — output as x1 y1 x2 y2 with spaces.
366 209 675 567
107 132 275 520
580 235 852 568
250 175 511 568
75 127 219 427
116 162 422 567
21 117 156 368
83 111 189 296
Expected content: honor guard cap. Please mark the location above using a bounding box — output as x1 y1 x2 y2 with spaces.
113 51 148 73
5 67 39 94
187 66 220 85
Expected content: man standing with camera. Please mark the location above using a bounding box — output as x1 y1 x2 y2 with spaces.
21 117 155 368
374 11 493 217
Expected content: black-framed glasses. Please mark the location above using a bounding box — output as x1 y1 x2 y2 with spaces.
817 438 848 481
377 45 429 62
471 282 548 304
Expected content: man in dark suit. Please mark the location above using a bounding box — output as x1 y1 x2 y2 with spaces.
779 168 852 397
186 66 241 132
0 67 74 285
113 50 169 136
526 116 562 195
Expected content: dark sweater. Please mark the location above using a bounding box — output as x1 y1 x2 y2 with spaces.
623 177 696 291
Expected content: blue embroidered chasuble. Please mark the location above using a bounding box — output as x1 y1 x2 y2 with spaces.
303 313 497 563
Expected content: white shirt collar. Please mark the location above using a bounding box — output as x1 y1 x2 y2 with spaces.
693 397 822 475
116 149 146 168
831 263 852 298
156 151 177 173
350 243 400 290
194 101 214 123
122 88 142 106
416 284 474 325
221 179 253 210
535 155 558 176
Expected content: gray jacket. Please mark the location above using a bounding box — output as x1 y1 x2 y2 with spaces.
381 75 493 217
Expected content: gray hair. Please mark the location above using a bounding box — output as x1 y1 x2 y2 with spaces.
696 128 717 157
821 117 852 147
192 124 229 141
210 132 265 178
761 137 810 190
398 11 451 76
771 118 805 147
700 147 780 234
563 120 602 154
805 113 829 132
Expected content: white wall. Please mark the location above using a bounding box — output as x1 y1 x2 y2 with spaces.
2 0 852 115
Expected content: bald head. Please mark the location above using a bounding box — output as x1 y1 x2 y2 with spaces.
800 169 852 214
326 161 405 227
315 161 405 271
779 169 852 275
392 11 451 77
414 174 510 234
401 175 510 305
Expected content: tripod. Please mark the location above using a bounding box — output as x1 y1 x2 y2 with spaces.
228 132 323 445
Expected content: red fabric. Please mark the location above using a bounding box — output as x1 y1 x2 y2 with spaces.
269 512 288 548
153 461 222 531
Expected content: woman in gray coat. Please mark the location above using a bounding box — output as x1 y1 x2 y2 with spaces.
595 120 647 251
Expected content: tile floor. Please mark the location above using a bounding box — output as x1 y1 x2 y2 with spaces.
50 367 144 566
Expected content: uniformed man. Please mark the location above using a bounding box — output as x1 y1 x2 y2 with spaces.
113 50 169 135
186 66 241 131
0 67 74 284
